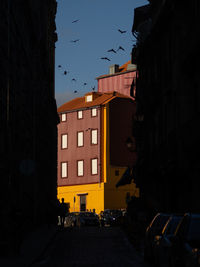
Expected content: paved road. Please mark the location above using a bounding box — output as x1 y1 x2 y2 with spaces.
32 226 150 267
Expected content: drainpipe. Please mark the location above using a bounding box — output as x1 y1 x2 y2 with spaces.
99 106 102 187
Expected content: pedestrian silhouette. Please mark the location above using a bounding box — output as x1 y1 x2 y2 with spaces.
59 198 68 227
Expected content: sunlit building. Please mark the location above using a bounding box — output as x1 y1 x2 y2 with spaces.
57 91 139 214
96 60 137 98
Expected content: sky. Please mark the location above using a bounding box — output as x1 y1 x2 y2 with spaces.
55 0 148 107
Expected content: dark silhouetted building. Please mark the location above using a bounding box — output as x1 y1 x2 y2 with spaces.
132 0 200 214
0 0 58 253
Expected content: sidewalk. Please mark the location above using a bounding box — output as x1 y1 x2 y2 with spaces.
0 224 58 267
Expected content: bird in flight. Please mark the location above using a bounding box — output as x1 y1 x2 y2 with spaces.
117 46 125 51
72 19 79 23
63 70 69 75
118 29 126 34
70 39 80 43
71 78 76 82
107 49 117 53
74 90 78 93
101 57 111 61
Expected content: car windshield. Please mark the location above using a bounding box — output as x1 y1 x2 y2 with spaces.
164 217 182 235
80 212 96 217
187 218 200 241
151 214 170 235
110 210 122 216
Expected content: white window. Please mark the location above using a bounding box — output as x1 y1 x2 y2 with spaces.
61 113 66 121
86 95 92 102
91 108 97 117
91 159 98 175
77 160 84 176
77 131 83 147
91 129 97 144
77 110 83 119
61 162 68 178
61 134 68 149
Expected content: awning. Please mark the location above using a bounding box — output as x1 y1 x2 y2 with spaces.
115 166 134 188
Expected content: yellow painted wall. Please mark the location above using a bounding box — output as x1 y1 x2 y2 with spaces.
104 165 139 209
57 182 104 215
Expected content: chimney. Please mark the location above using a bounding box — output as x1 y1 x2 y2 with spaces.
127 63 137 71
109 64 119 75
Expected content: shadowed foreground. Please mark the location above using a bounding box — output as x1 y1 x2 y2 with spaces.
32 226 150 267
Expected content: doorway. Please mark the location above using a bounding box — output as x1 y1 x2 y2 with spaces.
80 195 86 211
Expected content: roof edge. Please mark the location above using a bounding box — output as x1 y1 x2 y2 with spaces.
96 69 137 80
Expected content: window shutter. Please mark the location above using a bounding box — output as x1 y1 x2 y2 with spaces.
92 159 97 175
62 134 68 149
78 160 84 176
92 108 97 117
61 162 67 177
91 130 97 144
61 113 66 121
78 132 83 147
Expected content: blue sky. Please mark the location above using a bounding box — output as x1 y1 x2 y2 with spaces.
55 0 148 107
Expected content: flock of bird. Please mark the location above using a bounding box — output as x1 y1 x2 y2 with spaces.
58 19 127 94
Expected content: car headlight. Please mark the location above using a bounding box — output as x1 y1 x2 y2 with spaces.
192 248 199 258
191 248 200 265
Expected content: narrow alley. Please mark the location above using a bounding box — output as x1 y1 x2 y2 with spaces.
31 226 150 267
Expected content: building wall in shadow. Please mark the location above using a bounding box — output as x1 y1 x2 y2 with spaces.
0 0 59 254
131 0 200 215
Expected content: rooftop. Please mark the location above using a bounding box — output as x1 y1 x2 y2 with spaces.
57 91 133 113
96 60 136 80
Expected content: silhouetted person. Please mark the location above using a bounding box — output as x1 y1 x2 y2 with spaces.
60 198 68 227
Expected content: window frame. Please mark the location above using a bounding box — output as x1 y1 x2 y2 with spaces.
77 160 84 177
77 110 83 119
91 129 98 145
61 134 68 149
86 95 92 102
61 162 68 178
61 113 67 122
77 131 84 147
91 108 97 117
91 158 98 175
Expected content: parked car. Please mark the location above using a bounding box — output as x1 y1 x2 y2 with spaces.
100 209 123 226
76 212 100 227
153 214 183 267
65 212 79 227
170 213 200 267
144 212 171 263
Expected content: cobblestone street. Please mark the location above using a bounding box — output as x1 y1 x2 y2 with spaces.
32 226 150 267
